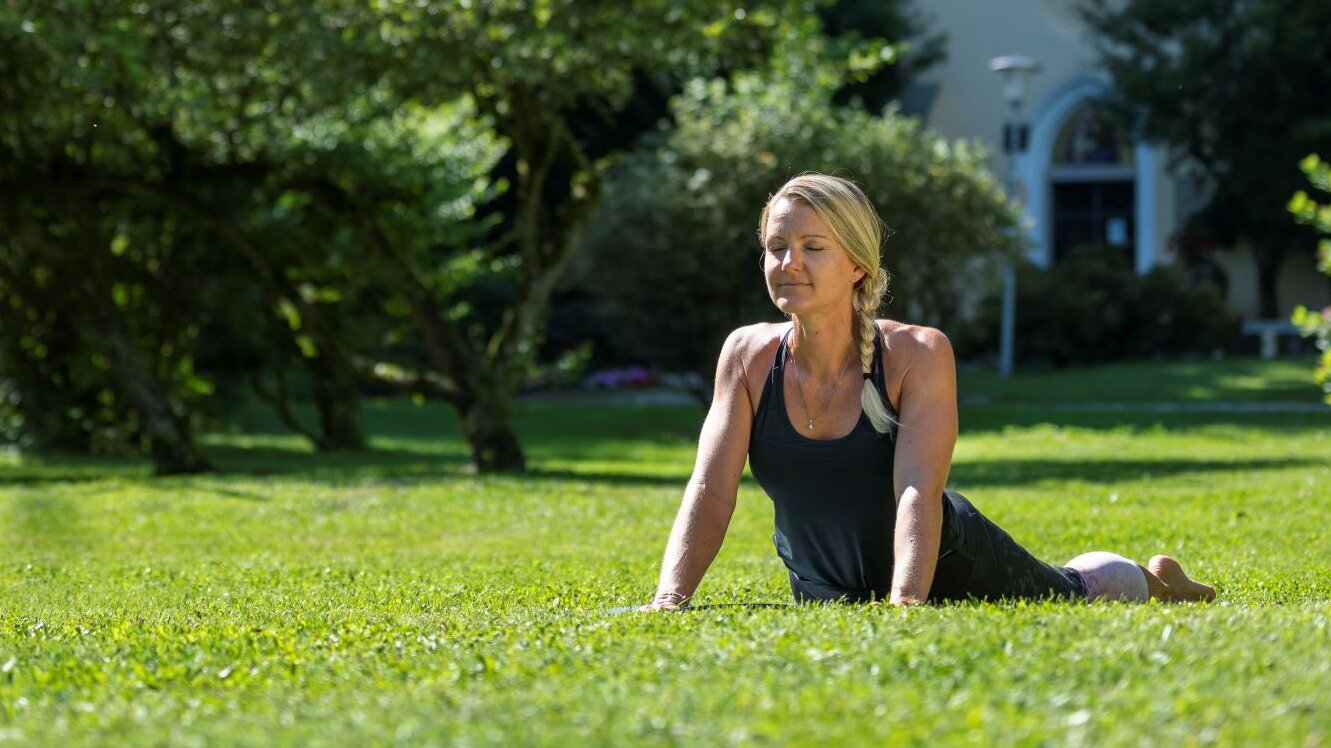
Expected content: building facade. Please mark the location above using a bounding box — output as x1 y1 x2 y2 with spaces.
910 0 1330 320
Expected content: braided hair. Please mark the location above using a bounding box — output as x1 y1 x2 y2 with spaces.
759 173 896 434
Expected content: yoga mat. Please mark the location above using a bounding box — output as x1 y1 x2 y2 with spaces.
605 602 796 615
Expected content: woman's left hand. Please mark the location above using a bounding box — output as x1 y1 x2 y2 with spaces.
870 597 924 607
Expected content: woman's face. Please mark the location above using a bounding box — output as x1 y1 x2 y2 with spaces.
762 198 866 316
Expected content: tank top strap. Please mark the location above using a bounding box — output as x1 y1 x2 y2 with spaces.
753 327 792 426
759 324 896 417
868 327 899 421
769 327 793 381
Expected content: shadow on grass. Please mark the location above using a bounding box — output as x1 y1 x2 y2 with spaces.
192 448 1319 490
202 485 274 502
0 451 149 485
6 446 1316 492
0 444 695 488
202 445 694 488
960 407 1330 434
0 472 108 486
523 467 690 487
949 455 1320 488
202 444 470 479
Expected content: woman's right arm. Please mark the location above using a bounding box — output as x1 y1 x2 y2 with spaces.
644 328 758 610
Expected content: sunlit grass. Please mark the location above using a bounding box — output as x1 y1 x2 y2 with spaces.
959 355 1322 403
2 358 1329 745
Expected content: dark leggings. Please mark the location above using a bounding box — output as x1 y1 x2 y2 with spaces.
787 490 1086 604
928 490 1087 602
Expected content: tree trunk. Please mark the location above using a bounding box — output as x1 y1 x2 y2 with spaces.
309 357 366 451
458 395 526 473
94 324 210 476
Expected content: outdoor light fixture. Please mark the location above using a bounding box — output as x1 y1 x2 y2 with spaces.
989 55 1041 155
988 54 1042 379
990 55 1041 107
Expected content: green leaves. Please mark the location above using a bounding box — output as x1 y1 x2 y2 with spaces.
1289 153 1331 403
1079 0 1331 315
576 43 1019 378
1291 154 1331 241
0 0 813 470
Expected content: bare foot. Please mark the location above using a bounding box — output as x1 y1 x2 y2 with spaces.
1148 555 1216 602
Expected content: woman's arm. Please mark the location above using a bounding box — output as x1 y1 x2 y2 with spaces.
888 327 959 605
646 329 757 610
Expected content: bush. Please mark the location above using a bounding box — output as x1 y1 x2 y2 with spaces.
571 61 1021 388
960 245 1239 367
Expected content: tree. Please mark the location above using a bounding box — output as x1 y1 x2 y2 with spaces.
345 0 809 470
0 1 496 470
0 1 806 473
1078 0 1331 318
818 0 947 113
0 129 219 472
1289 154 1331 403
575 42 1021 397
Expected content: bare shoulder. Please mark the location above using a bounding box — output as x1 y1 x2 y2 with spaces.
720 322 788 373
874 320 954 386
876 319 952 358
716 323 787 408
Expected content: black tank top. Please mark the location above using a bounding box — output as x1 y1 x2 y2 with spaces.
748 327 900 600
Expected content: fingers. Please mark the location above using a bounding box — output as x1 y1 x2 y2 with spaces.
638 601 681 612
639 593 690 612
644 591 690 611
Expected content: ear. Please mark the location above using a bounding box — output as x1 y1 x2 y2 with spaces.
851 266 866 284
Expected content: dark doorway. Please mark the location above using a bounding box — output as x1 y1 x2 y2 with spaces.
1051 180 1135 266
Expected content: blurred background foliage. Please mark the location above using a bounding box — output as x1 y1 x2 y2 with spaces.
0 0 965 473
0 0 1285 475
570 32 1019 399
1078 0 1331 320
1289 154 1331 403
960 246 1236 368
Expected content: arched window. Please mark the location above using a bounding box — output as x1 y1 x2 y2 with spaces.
1048 103 1136 265
1052 104 1134 166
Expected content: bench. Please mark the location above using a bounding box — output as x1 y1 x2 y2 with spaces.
1241 319 1302 359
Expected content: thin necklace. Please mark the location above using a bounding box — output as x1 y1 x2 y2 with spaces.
790 345 854 430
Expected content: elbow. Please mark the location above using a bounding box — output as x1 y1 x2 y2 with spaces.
687 477 736 514
898 485 943 512
897 487 944 527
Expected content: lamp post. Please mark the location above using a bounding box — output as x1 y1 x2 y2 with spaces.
988 54 1041 378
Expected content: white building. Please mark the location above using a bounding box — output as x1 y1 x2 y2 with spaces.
909 0 1330 320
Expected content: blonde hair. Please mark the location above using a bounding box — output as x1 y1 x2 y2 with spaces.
759 173 895 434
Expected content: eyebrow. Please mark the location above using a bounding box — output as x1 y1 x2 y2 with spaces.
765 233 829 242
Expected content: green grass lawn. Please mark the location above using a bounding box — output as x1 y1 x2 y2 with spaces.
2 358 1330 746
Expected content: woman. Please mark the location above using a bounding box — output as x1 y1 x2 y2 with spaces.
643 173 1215 610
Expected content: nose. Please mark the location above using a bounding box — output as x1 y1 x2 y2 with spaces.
780 245 803 272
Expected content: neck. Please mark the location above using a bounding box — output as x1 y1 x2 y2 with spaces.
789 310 856 378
